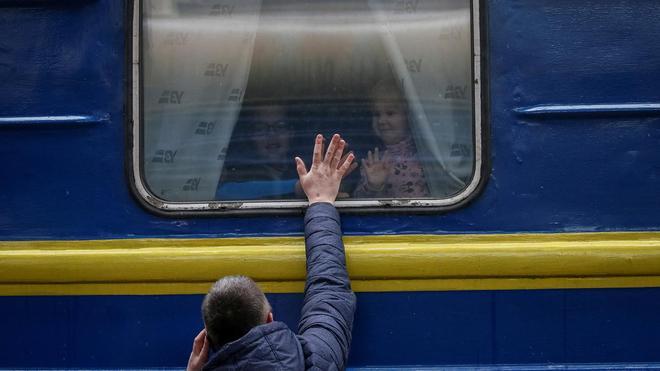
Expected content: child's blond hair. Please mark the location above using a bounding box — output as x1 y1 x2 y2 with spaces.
369 79 408 113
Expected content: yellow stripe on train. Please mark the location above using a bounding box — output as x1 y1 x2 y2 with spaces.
1 232 660 296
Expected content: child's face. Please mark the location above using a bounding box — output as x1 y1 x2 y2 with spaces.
372 100 409 145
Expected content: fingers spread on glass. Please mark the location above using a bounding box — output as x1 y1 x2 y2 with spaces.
295 156 308 178
331 139 345 169
340 151 358 178
297 133 354 204
312 134 323 168
324 134 340 164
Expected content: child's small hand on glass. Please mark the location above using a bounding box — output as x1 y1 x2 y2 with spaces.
361 147 390 191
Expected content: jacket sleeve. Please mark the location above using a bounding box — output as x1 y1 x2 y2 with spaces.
297 202 356 370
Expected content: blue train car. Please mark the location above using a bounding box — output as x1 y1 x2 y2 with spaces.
1 0 660 369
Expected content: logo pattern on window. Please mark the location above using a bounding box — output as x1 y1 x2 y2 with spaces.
141 0 476 204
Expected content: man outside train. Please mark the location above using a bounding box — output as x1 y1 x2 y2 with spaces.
187 134 357 371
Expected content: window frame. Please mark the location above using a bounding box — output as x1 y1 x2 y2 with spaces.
128 0 489 216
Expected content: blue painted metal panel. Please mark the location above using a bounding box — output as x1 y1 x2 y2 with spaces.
2 289 660 368
0 113 110 126
492 291 566 363
514 103 660 116
1 0 660 369
0 0 659 239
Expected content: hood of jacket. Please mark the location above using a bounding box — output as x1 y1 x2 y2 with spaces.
203 321 304 371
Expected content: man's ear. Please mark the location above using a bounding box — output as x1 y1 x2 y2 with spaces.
266 312 274 323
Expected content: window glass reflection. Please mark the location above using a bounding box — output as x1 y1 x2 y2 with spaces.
142 0 475 203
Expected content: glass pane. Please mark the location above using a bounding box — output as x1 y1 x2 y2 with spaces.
142 0 474 203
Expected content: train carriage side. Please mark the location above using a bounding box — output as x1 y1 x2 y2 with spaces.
1 0 660 369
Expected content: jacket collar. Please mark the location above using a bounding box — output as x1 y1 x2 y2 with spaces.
204 321 294 370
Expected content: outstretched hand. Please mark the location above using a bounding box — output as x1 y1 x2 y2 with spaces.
186 329 209 371
295 134 355 205
361 147 391 191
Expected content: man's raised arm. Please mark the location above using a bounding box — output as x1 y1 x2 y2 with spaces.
294 134 357 370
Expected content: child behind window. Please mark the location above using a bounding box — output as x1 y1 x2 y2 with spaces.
353 80 430 198
217 104 300 200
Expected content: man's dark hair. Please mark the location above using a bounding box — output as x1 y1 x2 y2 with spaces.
202 275 271 349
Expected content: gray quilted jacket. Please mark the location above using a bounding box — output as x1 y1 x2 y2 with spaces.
203 202 356 371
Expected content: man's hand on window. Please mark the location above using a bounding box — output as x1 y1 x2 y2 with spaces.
295 134 355 205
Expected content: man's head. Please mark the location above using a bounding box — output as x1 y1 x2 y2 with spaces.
202 275 273 350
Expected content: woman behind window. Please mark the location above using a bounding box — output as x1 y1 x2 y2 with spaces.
216 104 300 200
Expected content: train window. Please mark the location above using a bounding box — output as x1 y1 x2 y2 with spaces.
133 0 483 212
